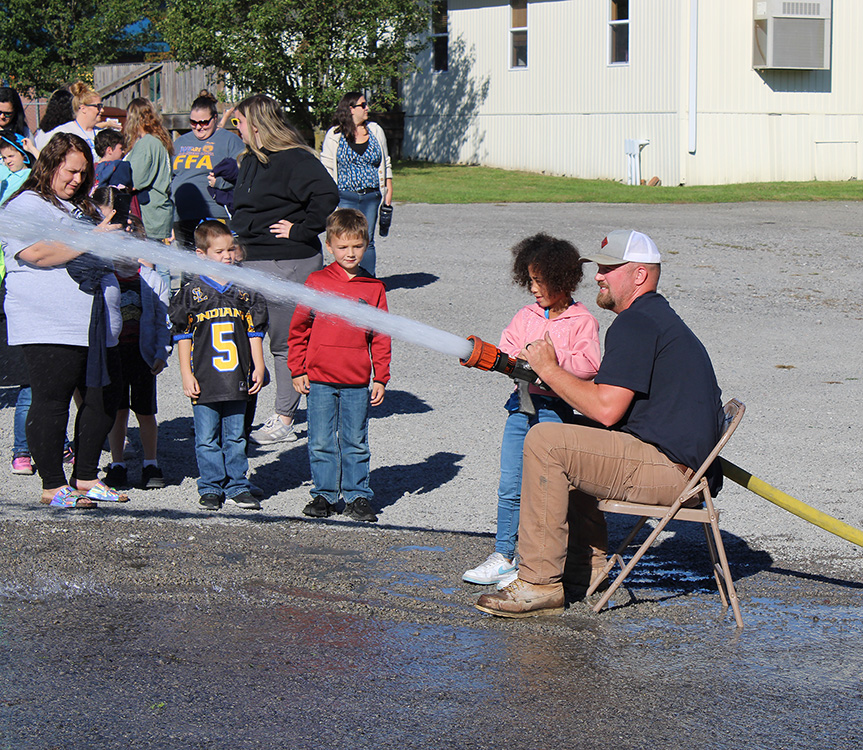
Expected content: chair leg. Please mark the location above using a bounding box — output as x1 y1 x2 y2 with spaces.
592 502 683 614
587 517 648 597
706 517 744 628
702 522 729 607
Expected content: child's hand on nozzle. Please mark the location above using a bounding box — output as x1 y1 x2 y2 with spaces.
182 371 201 399
249 366 265 395
523 332 559 374
370 382 385 406
292 374 309 395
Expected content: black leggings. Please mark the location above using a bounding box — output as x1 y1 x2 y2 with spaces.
22 344 121 490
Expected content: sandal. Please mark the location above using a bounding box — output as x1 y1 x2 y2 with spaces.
78 480 130 503
40 486 98 509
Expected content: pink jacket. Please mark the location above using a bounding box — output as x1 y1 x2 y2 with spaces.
499 301 601 396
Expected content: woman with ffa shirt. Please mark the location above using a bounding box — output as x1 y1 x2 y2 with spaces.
170 94 244 249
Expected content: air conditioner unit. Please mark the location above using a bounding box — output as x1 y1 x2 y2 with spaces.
753 0 832 70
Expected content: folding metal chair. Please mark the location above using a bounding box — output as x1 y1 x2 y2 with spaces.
586 399 745 628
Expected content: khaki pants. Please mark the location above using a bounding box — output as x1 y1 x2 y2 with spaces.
518 423 689 585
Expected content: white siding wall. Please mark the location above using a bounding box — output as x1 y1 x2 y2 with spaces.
403 1 862 185
687 1 863 184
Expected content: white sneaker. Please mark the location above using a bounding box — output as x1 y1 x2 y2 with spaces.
249 414 298 445
463 553 517 585
495 569 519 590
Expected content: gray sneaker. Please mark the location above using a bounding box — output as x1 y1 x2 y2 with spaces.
249 414 298 445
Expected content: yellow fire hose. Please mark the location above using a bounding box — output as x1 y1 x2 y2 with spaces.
720 458 863 549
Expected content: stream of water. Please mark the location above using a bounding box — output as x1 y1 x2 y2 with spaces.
0 213 474 361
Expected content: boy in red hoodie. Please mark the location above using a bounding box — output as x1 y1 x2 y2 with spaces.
288 209 391 522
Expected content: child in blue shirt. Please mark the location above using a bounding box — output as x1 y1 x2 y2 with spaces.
0 132 33 205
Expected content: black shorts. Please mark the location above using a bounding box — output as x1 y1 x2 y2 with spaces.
117 341 157 415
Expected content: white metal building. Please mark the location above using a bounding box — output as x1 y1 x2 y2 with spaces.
401 1 860 185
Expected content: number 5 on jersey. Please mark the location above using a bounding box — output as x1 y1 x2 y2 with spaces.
211 322 239 371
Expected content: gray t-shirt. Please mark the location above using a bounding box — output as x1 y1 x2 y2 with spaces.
2 192 121 347
171 127 244 222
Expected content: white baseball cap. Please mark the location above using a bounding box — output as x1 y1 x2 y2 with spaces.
582 230 661 266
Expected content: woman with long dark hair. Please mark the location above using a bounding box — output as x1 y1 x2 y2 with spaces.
2 133 127 507
0 87 30 139
34 89 75 151
321 91 393 276
231 94 339 445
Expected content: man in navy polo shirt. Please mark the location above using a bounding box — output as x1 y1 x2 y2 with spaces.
476 229 725 618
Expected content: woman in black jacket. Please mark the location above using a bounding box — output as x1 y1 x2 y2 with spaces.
231 95 339 445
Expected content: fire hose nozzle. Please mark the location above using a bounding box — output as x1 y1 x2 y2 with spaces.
460 335 539 385
460 335 500 371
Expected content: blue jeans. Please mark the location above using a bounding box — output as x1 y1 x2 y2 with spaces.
192 401 250 498
496 391 574 560
307 383 371 504
14 386 30 457
338 189 381 276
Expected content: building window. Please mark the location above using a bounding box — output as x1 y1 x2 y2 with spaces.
511 0 527 68
609 0 629 65
432 0 448 72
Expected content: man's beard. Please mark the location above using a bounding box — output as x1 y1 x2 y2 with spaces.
596 287 616 310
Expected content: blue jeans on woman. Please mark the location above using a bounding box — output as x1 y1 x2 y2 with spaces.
13 386 31 457
495 391 574 560
192 400 250 498
338 188 381 276
307 383 372 504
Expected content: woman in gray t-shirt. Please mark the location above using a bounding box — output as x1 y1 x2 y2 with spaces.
2 133 126 508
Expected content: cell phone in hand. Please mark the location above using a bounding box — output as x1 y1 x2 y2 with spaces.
112 192 133 227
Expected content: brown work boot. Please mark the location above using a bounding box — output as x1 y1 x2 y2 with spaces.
475 578 565 618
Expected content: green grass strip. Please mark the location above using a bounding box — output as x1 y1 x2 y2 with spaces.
393 160 863 204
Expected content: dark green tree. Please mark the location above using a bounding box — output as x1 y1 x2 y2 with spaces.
160 0 430 131
0 0 161 93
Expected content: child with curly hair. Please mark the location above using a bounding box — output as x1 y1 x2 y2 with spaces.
463 233 602 587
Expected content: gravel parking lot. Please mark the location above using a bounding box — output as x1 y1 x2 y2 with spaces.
1 202 861 749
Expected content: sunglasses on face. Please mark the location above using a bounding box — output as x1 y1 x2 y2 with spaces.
352 101 369 109
0 111 12 119
190 117 214 127
230 117 240 127
83 102 104 110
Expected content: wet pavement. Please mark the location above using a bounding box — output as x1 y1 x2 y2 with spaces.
2 519 861 749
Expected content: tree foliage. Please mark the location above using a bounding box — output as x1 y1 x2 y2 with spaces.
0 0 160 93
160 0 430 131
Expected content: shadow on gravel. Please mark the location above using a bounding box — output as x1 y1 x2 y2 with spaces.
371 451 465 510
599 514 775 610
379 271 438 291
765 565 863 591
371 389 433 418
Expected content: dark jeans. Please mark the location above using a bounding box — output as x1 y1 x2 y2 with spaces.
22 344 121 489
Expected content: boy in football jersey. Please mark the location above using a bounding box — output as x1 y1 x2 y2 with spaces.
168 220 267 511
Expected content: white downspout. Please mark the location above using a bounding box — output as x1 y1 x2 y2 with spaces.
688 0 698 154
